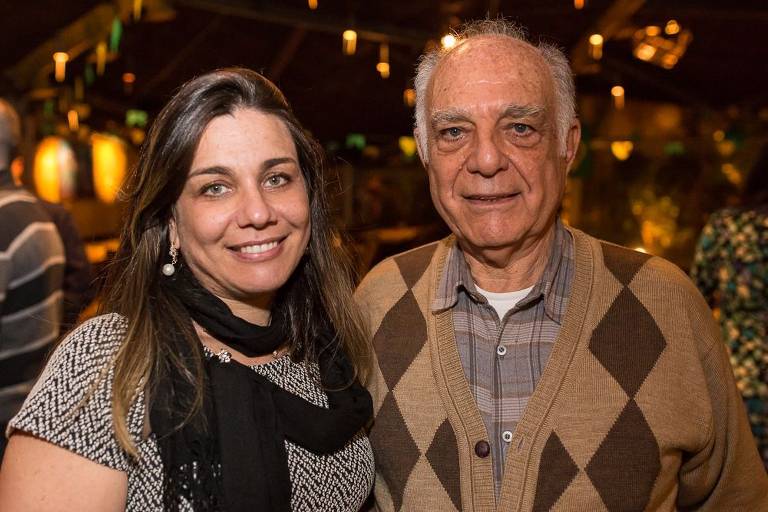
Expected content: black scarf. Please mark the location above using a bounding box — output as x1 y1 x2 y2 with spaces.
150 265 372 511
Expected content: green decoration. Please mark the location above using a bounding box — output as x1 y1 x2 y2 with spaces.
43 99 55 117
664 141 685 155
84 64 95 86
126 109 148 128
110 17 123 53
345 133 366 151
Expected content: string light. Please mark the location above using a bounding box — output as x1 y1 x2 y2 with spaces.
67 110 79 132
377 43 390 78
53 52 69 82
588 33 603 60
403 88 416 107
611 85 625 109
342 29 357 55
96 41 107 76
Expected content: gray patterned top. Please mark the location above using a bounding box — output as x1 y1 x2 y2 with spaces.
9 313 374 511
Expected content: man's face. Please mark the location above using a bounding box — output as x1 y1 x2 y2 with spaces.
421 37 579 259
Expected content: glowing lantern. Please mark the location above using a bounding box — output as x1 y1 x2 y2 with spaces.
342 30 357 55
589 34 603 60
33 136 78 203
53 52 69 82
611 85 625 109
92 133 127 204
377 43 390 79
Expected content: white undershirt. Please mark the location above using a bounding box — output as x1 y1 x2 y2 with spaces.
474 284 534 320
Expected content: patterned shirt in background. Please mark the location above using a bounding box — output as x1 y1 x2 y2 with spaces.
432 220 574 495
690 207 768 468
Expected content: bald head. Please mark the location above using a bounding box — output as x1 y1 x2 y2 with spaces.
0 99 21 170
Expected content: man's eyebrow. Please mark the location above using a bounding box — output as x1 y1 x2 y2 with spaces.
431 109 472 127
500 104 546 119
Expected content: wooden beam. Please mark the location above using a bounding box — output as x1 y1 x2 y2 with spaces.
266 27 308 83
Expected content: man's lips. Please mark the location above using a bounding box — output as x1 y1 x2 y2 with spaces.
463 192 521 202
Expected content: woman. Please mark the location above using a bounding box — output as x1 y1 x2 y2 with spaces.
690 144 768 469
0 68 374 511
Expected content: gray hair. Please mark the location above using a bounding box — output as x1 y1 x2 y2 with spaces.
0 98 21 166
413 19 576 161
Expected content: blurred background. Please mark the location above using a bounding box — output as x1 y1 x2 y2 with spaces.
2 0 767 277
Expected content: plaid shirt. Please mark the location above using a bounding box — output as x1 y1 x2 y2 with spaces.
432 221 574 496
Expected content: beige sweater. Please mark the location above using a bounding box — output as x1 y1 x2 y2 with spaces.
356 227 768 511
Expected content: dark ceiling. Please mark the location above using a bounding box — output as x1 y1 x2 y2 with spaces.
2 0 767 143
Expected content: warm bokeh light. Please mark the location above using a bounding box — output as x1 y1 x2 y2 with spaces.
611 85 625 109
133 0 142 21
308 0 318 9
342 29 357 55
665 20 680 35
441 34 457 49
589 33 603 59
574 0 585 9
610 140 633 160
122 72 136 84
377 43 390 78
67 109 79 132
398 136 417 159
645 26 661 37
33 136 77 203
403 88 416 107
92 133 127 204
713 130 725 142
53 52 69 82
634 43 656 61
376 62 390 79
96 41 107 75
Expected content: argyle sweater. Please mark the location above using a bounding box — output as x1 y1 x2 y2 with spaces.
356 227 768 512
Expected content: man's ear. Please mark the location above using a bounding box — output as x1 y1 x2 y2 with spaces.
564 119 582 172
414 128 427 166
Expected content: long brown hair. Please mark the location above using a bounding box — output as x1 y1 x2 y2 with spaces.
101 68 369 456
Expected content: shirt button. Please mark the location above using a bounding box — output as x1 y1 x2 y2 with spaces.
502 430 513 443
496 345 507 357
474 440 491 458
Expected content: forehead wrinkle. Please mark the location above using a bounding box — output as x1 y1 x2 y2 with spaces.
431 108 472 128
500 104 546 119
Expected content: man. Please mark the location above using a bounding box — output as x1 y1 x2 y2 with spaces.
356 20 768 511
0 99 64 457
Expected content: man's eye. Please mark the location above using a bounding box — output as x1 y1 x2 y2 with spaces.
440 127 464 139
509 123 533 135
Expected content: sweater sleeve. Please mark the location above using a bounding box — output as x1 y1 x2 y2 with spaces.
676 291 768 509
7 313 138 472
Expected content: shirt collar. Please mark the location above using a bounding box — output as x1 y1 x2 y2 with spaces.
432 219 572 323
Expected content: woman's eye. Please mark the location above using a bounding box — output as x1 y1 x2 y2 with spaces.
202 183 229 196
265 174 289 188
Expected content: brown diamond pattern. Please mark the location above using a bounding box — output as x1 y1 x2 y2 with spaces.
370 391 421 511
425 418 462 510
395 243 438 289
601 243 651 286
585 399 661 512
589 287 666 398
532 432 579 512
373 290 427 391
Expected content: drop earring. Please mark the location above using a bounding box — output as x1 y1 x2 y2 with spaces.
162 245 178 276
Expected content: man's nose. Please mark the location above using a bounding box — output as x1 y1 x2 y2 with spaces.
466 130 509 177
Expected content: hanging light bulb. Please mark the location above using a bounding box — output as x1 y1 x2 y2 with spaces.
342 29 357 55
441 34 457 49
588 34 603 60
96 41 107 76
574 0 585 9
377 43 390 79
611 85 625 109
308 0 318 9
133 0 142 21
53 52 69 82
123 72 136 95
67 110 79 132
403 88 416 107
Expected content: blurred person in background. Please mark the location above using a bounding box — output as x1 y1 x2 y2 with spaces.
691 143 768 470
0 98 64 460
0 69 373 511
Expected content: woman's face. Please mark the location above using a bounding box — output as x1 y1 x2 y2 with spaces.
170 108 310 308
